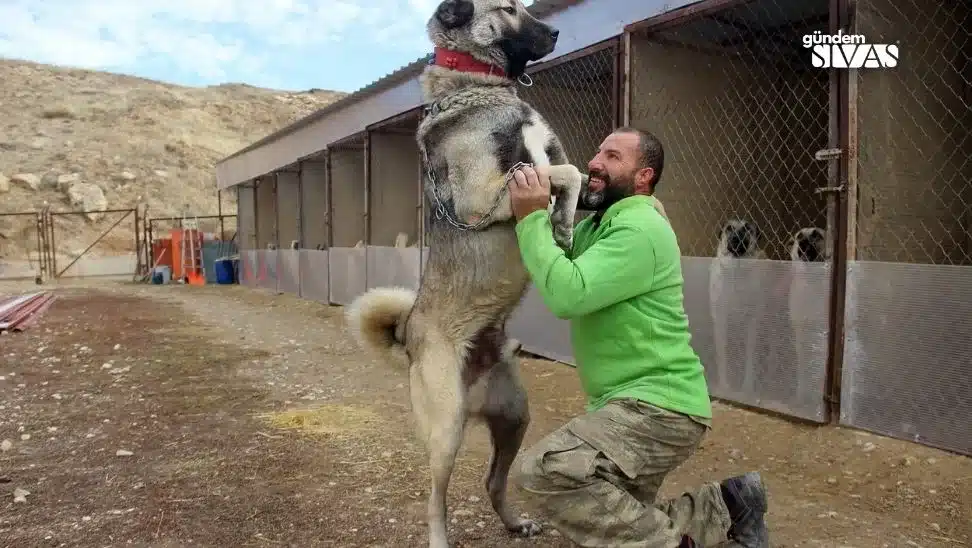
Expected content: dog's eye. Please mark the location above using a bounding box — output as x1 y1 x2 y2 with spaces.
502 6 515 14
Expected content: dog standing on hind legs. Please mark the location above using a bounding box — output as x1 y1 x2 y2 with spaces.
787 227 829 408
344 1 586 547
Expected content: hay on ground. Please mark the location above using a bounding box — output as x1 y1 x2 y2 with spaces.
257 404 383 438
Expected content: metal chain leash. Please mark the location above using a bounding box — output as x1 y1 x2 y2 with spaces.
421 147 532 231
417 66 535 232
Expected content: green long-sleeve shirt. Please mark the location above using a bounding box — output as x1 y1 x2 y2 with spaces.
514 194 713 420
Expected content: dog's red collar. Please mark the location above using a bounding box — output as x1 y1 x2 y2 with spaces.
432 46 507 78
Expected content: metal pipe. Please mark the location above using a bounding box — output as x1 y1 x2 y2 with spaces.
49 210 57 277
46 208 140 215
34 212 44 284
621 32 632 126
133 206 141 279
296 162 305 248
823 0 853 425
325 149 334 248
217 189 225 240
272 173 280 248
254 177 261 248
147 215 237 222
364 132 372 245
611 39 622 129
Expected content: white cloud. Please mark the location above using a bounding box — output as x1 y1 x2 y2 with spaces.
0 0 438 84
0 0 539 88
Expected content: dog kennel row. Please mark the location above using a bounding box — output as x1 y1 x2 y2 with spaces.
621 0 972 457
240 247 832 418
229 0 971 456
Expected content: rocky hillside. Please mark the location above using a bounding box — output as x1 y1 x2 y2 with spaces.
0 57 344 266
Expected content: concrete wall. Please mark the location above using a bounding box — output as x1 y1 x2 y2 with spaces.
275 171 300 248
369 132 421 246
236 184 257 250
855 0 972 265
255 175 276 248
628 35 830 259
300 160 329 249
519 47 617 168
330 146 367 247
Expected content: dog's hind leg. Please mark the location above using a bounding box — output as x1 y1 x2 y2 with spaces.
477 340 542 538
410 341 467 548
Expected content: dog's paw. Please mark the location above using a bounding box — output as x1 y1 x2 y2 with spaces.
508 518 542 537
553 226 573 252
502 337 522 358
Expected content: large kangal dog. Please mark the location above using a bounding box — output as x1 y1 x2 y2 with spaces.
709 219 767 394
344 0 585 546
788 226 830 406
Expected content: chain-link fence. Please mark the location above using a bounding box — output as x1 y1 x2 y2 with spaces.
853 0 971 266
839 0 972 456
519 40 619 177
628 0 834 423
0 212 43 280
507 42 620 358
228 0 971 455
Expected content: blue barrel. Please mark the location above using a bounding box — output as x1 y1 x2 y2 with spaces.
214 258 237 284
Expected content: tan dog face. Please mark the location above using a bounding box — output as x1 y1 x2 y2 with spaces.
790 227 828 262
718 219 761 257
428 0 560 77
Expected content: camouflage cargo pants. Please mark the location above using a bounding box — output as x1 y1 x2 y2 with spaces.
513 397 732 547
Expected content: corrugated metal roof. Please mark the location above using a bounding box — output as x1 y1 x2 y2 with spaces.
218 0 581 163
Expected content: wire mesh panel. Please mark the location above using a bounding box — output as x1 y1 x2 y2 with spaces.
369 128 422 247
236 185 257 250
277 249 300 294
683 257 830 422
366 246 421 290
508 286 575 366
628 0 833 422
852 0 971 266
298 249 330 303
519 42 617 168
841 262 972 456
330 143 367 248
328 246 366 305
838 0 972 454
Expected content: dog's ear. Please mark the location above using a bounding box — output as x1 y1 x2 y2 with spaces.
435 0 474 29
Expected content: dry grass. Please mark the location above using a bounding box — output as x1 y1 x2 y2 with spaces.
259 404 384 439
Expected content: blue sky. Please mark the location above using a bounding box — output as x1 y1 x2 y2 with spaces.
0 0 534 93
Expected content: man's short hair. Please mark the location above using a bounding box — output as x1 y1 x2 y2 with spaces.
615 126 664 190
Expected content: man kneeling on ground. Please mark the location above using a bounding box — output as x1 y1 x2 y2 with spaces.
505 127 771 548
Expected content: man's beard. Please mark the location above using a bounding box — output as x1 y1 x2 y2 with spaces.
580 169 633 212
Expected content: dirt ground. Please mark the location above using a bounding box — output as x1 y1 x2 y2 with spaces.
1 282 969 548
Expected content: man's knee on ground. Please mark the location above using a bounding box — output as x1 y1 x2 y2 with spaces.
513 429 597 493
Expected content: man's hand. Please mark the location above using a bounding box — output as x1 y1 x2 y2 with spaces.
508 165 551 221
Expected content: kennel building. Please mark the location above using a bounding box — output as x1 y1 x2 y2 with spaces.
219 0 972 456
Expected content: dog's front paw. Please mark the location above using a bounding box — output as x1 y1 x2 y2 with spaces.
508 518 542 537
553 226 573 252
502 337 523 358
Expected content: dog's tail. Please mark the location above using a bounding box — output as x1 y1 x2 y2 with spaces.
345 287 417 362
